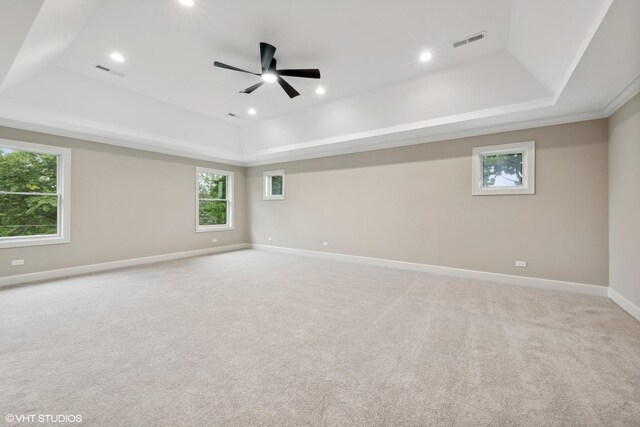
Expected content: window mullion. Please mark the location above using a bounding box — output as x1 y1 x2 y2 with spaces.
0 191 58 196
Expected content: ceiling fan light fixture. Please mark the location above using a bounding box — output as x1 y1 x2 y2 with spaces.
178 0 194 7
109 52 125 63
419 51 433 62
247 108 257 116
315 86 326 95
261 73 277 83
213 42 320 99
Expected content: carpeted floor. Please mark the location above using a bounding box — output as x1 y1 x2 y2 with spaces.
1 249 639 426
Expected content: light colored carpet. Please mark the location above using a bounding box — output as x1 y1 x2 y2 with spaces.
1 249 639 426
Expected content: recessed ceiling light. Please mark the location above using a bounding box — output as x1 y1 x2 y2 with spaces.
110 52 125 63
247 108 257 116
315 86 326 95
419 51 433 63
178 0 194 6
261 73 277 83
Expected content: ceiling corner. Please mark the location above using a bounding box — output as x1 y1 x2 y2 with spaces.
0 0 102 91
507 0 614 100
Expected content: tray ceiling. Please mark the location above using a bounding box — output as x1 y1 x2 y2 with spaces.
0 0 638 165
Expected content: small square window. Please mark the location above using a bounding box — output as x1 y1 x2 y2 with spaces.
263 170 285 200
472 141 535 195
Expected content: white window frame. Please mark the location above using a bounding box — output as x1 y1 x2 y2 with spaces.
263 169 285 200
0 138 71 249
472 141 535 196
196 167 234 232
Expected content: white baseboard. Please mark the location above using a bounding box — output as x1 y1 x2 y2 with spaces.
0 243 251 288
608 288 640 321
251 244 608 297
5 243 636 320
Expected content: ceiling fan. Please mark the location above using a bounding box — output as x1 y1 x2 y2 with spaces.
213 42 321 99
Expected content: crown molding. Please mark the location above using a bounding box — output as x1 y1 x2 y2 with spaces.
602 75 640 117
5 75 640 168
0 116 246 167
0 108 610 168
243 110 606 166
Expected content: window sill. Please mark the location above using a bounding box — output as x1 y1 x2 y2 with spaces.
472 187 535 196
0 235 70 249
196 225 234 233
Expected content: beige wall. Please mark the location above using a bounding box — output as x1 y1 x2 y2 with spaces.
1 119 612 286
0 127 248 278
248 119 609 286
609 92 640 306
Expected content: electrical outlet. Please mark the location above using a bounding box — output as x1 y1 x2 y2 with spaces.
211 238 218 243
11 259 24 266
322 242 329 247
515 260 527 268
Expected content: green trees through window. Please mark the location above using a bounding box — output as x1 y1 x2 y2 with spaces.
198 172 228 226
271 175 283 196
0 148 58 237
263 170 285 200
482 153 523 187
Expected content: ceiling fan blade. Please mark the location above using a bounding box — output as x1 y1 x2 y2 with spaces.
239 81 265 94
214 61 259 75
276 69 321 79
277 76 300 98
260 42 276 74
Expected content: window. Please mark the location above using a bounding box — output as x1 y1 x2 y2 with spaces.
0 139 71 248
472 141 535 195
263 169 285 200
196 167 233 231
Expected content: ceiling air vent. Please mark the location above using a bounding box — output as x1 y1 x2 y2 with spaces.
453 31 486 48
95 64 125 77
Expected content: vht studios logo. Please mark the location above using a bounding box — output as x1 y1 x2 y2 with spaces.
5 414 83 424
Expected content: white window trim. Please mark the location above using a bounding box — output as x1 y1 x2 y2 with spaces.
263 169 285 200
0 138 71 249
472 141 535 196
195 167 234 232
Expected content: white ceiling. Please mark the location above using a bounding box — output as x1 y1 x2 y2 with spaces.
55 0 512 122
0 0 638 165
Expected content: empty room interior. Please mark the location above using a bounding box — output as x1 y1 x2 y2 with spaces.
1 0 640 425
